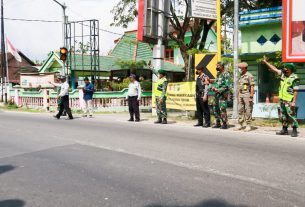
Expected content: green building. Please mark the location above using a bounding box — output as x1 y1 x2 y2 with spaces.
239 6 305 119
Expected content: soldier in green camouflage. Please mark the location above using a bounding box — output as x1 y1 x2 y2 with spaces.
210 61 231 129
154 69 168 124
263 56 300 137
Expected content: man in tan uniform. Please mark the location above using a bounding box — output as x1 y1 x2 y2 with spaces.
235 62 255 132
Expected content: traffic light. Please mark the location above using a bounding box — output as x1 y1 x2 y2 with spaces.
60 47 68 61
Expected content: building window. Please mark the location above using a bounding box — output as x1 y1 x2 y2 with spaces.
165 49 174 63
257 35 268 46
270 34 281 45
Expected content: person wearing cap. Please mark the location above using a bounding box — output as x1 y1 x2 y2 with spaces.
262 56 300 137
126 74 141 122
210 61 231 129
49 76 74 120
83 77 94 118
194 65 211 127
235 62 255 132
154 69 168 124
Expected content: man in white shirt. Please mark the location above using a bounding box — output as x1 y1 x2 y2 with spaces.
126 74 141 122
49 76 73 120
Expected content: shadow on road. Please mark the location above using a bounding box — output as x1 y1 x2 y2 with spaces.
0 165 15 175
0 199 25 207
146 199 248 207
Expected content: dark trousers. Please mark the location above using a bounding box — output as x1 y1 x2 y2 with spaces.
56 95 73 119
196 97 210 125
128 96 140 120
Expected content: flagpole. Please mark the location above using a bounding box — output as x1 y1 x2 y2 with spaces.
5 36 10 101
1 0 7 103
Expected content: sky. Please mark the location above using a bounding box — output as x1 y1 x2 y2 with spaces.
3 0 137 62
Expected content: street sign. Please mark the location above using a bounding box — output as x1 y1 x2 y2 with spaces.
188 0 217 20
283 0 305 62
195 54 218 79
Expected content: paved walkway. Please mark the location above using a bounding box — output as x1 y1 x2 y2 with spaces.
1 109 304 138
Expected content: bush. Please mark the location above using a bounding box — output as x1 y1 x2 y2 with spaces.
110 78 130 91
140 80 152 91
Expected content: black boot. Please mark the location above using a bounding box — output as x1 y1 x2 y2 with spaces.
276 127 288 135
154 119 162 124
221 123 228 129
212 122 221 128
162 118 167 124
291 127 298 137
194 121 203 127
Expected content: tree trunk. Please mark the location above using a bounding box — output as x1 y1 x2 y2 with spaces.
181 48 190 81
199 25 210 50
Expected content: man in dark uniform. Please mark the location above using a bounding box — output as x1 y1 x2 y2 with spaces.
194 66 211 127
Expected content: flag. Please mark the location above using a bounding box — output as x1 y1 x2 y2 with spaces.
6 37 22 62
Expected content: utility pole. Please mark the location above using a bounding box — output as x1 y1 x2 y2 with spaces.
53 0 67 75
232 0 239 119
152 0 166 82
1 0 7 103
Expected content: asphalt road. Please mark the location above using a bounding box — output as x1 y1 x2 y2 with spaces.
0 111 305 207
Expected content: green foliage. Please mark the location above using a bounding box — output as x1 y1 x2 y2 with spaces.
140 80 152 91
110 0 138 28
222 57 234 75
109 78 152 91
187 48 209 56
7 101 18 109
256 51 283 68
110 78 130 91
116 60 147 72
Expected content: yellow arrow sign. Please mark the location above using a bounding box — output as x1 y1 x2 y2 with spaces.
195 54 218 79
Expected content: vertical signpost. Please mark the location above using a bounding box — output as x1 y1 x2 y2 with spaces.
283 0 305 62
232 0 239 119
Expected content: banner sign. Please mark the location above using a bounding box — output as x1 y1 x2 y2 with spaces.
153 82 196 111
283 0 305 62
20 74 55 88
188 0 217 20
195 53 218 79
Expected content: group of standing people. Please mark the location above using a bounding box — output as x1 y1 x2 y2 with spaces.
126 69 168 124
194 61 235 130
194 58 300 137
49 57 300 138
49 76 94 120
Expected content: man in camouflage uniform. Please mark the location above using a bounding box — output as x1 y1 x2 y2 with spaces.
235 62 255 132
155 69 168 124
263 56 300 137
211 61 231 129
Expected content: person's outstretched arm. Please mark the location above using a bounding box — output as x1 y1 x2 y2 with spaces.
262 55 281 75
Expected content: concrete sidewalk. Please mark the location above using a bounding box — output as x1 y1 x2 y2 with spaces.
78 112 305 139
1 109 304 138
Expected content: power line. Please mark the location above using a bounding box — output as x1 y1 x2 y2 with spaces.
4 17 61 23
4 17 125 36
67 8 124 36
76 22 123 36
